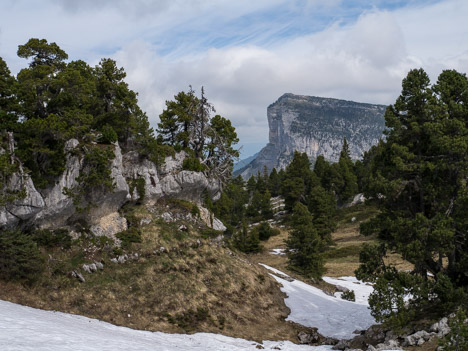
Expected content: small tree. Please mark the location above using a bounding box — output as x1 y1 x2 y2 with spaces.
286 202 324 280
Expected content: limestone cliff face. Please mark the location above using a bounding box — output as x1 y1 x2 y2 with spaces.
0 138 223 236
238 94 386 178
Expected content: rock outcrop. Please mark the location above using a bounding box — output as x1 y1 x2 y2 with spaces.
1 137 224 236
237 94 386 178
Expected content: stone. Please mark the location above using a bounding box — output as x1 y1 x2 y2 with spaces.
437 317 450 337
139 217 152 226
375 339 400 350
403 330 433 347
82 264 92 274
161 212 173 222
335 285 350 293
199 206 226 231
71 270 85 282
95 262 104 270
90 212 127 239
297 330 320 344
332 339 349 350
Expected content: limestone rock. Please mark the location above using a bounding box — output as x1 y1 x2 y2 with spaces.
90 212 127 239
34 139 81 228
403 330 434 347
237 94 385 178
159 151 187 176
122 151 162 203
199 206 226 232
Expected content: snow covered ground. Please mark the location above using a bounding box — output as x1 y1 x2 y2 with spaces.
270 248 286 255
322 276 374 306
0 300 333 351
260 264 376 340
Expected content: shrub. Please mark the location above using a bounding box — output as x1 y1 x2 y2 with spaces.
129 178 146 203
253 221 280 241
116 227 142 249
0 229 44 285
30 229 72 249
182 157 206 172
190 204 200 217
341 290 356 302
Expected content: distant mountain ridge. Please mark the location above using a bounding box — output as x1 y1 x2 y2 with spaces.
233 153 258 173
236 94 386 178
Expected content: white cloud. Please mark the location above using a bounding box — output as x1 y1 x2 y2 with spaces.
1 0 467 157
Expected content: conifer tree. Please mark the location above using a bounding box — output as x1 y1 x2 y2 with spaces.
286 202 324 280
337 138 358 202
267 168 282 196
357 68 468 324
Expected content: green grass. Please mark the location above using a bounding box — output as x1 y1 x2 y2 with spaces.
323 245 362 259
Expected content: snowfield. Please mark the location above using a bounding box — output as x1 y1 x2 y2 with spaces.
0 300 332 351
322 276 374 306
260 264 376 339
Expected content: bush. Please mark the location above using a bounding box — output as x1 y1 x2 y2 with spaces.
0 230 44 285
129 178 146 203
253 221 280 241
116 227 142 249
201 228 221 239
341 290 356 302
182 157 206 172
30 229 72 249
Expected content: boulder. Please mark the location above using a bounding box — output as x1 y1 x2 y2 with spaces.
199 206 226 232
90 212 127 239
297 330 320 344
402 330 434 347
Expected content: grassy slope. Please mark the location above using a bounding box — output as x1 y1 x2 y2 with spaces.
0 202 318 343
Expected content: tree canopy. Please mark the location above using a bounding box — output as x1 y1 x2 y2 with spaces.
357 68 468 325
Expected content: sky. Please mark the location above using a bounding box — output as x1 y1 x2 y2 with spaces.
0 0 467 157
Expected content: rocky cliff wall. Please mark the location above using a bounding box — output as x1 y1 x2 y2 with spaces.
0 138 223 237
238 94 386 178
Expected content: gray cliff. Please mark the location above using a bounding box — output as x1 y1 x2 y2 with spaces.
237 94 386 178
0 138 224 236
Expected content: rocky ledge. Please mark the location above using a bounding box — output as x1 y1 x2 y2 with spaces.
0 136 224 237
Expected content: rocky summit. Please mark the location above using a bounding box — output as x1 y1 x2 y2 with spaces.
236 94 386 178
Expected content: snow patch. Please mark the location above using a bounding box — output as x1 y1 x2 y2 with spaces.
322 276 374 306
260 264 376 340
270 248 286 255
0 300 332 350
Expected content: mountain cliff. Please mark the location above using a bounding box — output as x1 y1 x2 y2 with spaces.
237 94 386 178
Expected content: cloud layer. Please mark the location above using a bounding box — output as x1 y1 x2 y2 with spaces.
1 0 467 156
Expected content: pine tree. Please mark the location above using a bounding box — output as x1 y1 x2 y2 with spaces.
286 202 324 280
281 151 318 210
267 168 282 196
337 138 358 202
308 185 336 243
357 68 468 324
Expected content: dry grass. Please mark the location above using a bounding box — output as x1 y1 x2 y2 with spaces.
0 204 311 343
